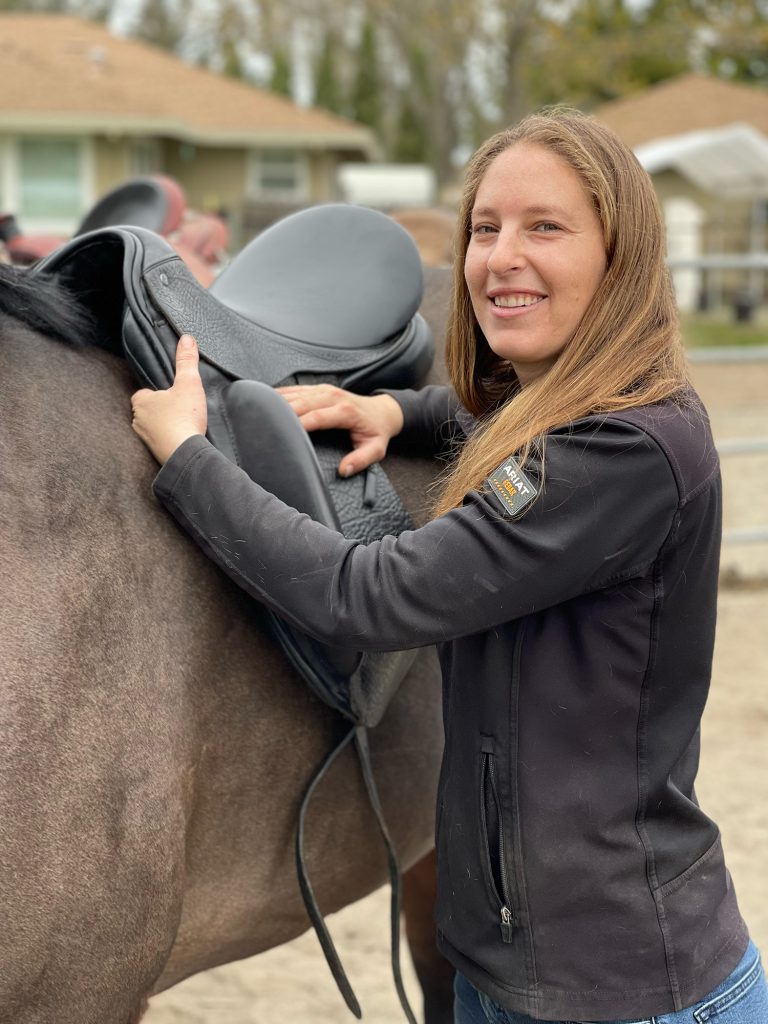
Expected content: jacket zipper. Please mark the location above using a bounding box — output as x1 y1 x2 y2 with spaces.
481 745 516 943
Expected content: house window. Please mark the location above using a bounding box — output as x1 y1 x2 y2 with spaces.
250 150 308 200
18 139 81 219
130 140 160 177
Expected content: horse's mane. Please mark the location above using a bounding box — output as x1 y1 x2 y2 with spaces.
0 263 93 348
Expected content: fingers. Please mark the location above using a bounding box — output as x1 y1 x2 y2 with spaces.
277 385 360 431
277 386 384 475
338 438 386 477
277 384 346 404
290 401 360 434
277 384 344 413
174 335 200 382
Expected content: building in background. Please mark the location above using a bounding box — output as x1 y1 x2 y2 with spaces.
595 75 768 313
0 14 376 248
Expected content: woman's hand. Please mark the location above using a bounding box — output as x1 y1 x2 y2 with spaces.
131 335 207 465
276 384 404 476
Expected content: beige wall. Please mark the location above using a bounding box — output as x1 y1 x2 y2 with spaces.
651 169 765 304
651 169 711 211
85 137 356 248
94 138 354 215
161 143 350 246
92 137 134 197
308 151 339 201
651 169 754 252
162 141 246 214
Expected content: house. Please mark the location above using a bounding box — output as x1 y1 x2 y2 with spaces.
594 73 768 148
0 13 376 245
594 73 768 221
595 75 768 309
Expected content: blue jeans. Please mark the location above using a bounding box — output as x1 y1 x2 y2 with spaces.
454 940 768 1023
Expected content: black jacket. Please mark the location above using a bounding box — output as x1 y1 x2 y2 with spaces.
153 386 748 1021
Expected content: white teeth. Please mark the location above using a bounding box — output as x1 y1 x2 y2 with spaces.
493 294 544 308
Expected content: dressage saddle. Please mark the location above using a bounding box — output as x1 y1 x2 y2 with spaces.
32 204 434 1023
75 174 185 237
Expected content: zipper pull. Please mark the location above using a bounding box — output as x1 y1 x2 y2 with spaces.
500 905 515 943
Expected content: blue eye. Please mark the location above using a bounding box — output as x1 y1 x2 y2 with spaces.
535 222 560 233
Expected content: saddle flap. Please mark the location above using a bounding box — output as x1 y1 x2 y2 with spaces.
212 379 342 532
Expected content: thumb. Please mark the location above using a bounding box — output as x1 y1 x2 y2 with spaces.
131 387 153 408
174 334 200 382
338 438 383 477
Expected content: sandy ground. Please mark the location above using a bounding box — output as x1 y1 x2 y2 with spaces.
144 357 768 1024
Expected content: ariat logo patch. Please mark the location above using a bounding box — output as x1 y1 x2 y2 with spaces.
486 457 538 516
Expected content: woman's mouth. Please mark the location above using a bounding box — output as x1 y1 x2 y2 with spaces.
492 293 546 308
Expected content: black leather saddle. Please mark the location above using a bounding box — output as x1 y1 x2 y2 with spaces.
75 175 184 236
32 203 433 1022
33 204 434 724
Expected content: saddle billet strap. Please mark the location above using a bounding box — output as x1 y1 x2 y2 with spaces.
354 727 418 1024
296 723 418 1024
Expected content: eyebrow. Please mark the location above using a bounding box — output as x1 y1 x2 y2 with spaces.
470 204 571 220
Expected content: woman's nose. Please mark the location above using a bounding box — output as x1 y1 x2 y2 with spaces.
486 230 526 275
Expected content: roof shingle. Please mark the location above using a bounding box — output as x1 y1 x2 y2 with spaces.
0 13 374 151
594 73 768 147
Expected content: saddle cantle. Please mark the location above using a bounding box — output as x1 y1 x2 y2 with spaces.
32 204 434 1023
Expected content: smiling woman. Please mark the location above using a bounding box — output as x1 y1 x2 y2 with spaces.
130 108 768 1024
464 142 607 385
435 109 686 515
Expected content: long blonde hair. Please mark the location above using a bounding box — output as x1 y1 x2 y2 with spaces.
434 108 689 516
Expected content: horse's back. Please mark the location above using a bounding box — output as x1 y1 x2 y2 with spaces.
0 313 444 1021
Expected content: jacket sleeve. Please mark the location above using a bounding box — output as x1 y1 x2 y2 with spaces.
152 417 680 652
382 384 468 454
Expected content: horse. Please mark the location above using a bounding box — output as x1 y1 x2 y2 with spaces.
0 260 455 1024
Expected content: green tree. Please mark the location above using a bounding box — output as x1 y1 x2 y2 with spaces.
526 0 693 109
391 40 431 163
695 0 768 84
393 95 428 162
134 0 183 52
350 18 382 135
269 45 292 97
221 39 245 79
362 0 477 182
313 29 344 115
216 1 249 81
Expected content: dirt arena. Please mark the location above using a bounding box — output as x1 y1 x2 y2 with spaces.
145 355 768 1024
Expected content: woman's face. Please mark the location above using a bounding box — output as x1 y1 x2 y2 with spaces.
464 142 607 385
